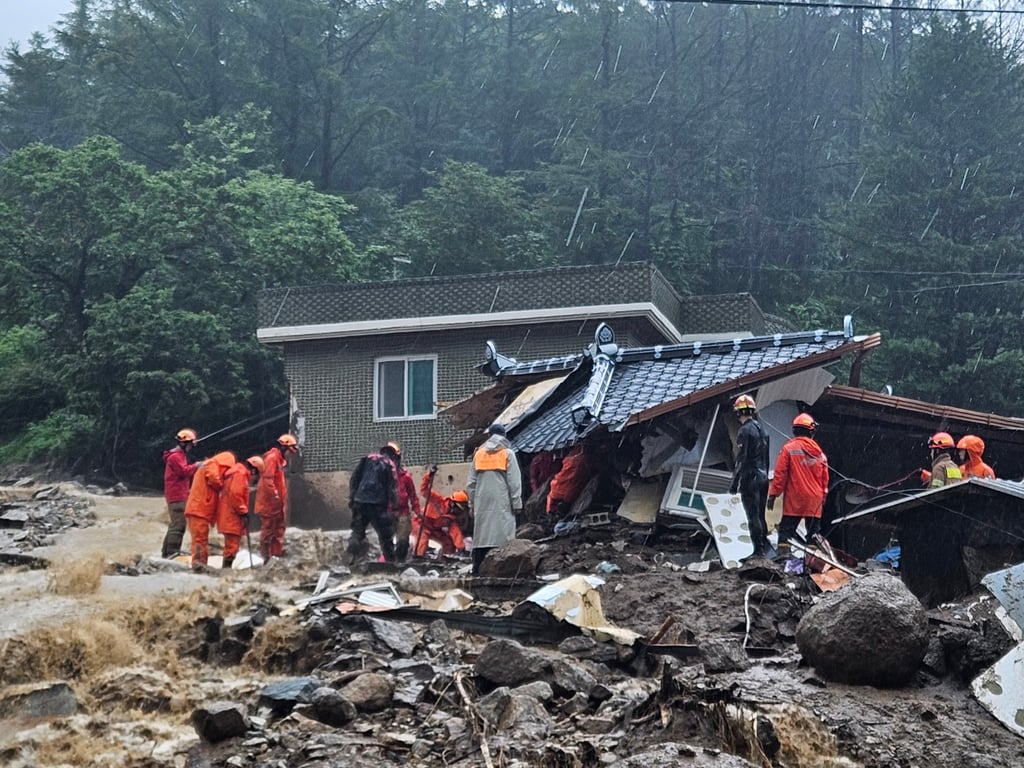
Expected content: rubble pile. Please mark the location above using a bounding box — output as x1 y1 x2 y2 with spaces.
2 490 1024 767
0 483 96 564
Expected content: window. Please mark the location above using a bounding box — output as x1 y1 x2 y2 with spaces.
375 356 437 420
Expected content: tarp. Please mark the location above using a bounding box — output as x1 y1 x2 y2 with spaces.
525 574 640 645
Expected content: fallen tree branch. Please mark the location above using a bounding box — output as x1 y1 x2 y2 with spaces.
454 670 495 768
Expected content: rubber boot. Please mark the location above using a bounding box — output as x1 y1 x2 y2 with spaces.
222 556 234 569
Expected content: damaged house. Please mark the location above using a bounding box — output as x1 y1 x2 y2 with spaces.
447 318 1024 583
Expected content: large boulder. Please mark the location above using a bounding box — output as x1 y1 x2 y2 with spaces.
341 672 395 712
475 639 551 687
796 572 929 686
479 539 541 578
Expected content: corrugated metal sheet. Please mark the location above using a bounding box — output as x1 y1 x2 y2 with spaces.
833 478 1024 523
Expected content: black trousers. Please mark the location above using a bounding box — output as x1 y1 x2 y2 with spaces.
739 475 770 552
778 514 821 545
349 502 396 561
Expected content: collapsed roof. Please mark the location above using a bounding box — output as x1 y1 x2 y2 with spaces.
446 317 881 453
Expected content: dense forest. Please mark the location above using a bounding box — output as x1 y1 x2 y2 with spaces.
2 0 1023 481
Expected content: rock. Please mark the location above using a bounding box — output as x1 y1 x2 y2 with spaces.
558 635 619 663
476 687 553 737
0 681 80 718
616 742 759 767
424 618 451 645
479 538 541 578
475 639 550 686
366 616 418 655
191 701 249 743
701 637 751 674
257 677 320 716
513 680 554 701
796 572 929 686
90 667 173 713
308 686 357 726
550 657 597 696
341 672 395 712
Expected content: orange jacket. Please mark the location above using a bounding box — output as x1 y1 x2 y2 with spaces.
184 451 236 522
255 447 288 517
768 436 829 519
419 473 459 527
216 462 254 536
546 446 593 513
959 435 995 480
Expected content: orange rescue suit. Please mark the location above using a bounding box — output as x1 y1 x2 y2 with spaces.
217 462 253 537
768 436 829 519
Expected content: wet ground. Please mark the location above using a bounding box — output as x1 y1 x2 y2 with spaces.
1 485 1024 767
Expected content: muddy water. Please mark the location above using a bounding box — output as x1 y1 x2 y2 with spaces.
0 490 214 640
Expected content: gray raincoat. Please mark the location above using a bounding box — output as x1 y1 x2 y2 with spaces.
467 434 523 549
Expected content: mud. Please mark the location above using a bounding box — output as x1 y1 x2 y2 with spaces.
1 486 1023 767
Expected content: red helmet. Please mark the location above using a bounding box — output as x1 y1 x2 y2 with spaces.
928 432 955 450
450 490 469 503
176 428 197 442
793 413 817 431
733 395 757 412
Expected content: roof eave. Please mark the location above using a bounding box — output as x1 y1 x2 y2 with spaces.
623 332 882 426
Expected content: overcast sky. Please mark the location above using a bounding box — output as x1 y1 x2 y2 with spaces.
2 0 75 49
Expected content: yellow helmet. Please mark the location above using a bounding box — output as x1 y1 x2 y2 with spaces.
246 455 265 473
278 433 298 450
176 428 197 442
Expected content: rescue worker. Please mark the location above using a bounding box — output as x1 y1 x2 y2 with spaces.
255 433 298 560
216 455 263 569
467 423 523 575
412 467 468 557
729 395 772 559
767 414 829 560
924 432 963 488
184 450 236 569
958 434 995 480
386 442 421 561
348 444 399 562
161 427 200 558
528 450 562 494
546 443 593 516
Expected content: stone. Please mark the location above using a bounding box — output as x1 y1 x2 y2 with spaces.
479 538 541 578
475 639 551 686
701 637 751 674
191 701 249 743
550 658 597 697
796 572 929 686
257 677 320 716
513 680 554 701
341 672 395 712
558 635 619 663
366 616 418 656
0 681 80 718
90 667 173 713
309 686 357 726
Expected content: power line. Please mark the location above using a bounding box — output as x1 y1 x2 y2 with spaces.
659 0 1024 15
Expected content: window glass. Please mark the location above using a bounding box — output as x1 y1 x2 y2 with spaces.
378 360 406 418
408 359 435 416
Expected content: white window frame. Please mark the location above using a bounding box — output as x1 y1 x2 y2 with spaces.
373 354 438 422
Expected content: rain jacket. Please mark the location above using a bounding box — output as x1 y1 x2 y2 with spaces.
391 467 421 519
350 452 398 508
255 447 288 518
163 446 199 504
413 473 466 554
730 417 770 494
959 435 995 480
768 436 829 519
467 434 523 548
216 462 254 536
929 454 963 487
546 444 593 513
184 451 236 522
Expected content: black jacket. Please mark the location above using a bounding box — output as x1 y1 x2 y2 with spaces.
731 418 770 492
350 453 398 507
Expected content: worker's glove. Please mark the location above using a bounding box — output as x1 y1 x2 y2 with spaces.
766 496 776 511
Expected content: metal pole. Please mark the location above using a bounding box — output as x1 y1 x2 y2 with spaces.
688 403 720 507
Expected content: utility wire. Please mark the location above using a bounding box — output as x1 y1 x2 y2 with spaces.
659 0 1024 15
